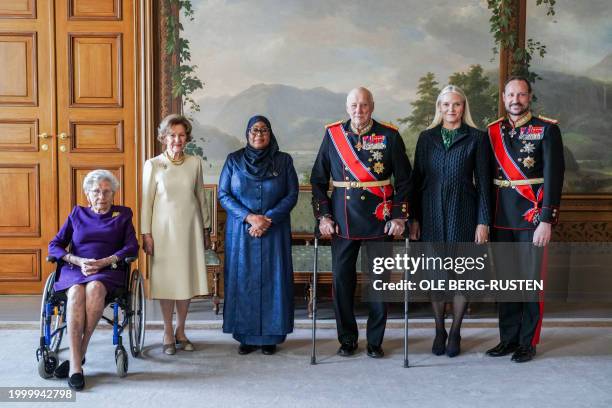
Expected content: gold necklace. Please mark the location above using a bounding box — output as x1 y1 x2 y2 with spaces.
165 151 185 165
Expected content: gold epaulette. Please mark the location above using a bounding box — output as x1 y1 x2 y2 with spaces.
538 115 558 124
487 117 504 127
325 120 343 129
379 121 399 131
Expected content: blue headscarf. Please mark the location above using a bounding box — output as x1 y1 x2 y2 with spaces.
239 115 280 180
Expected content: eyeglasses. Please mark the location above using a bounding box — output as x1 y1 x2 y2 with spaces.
89 189 113 197
249 127 270 135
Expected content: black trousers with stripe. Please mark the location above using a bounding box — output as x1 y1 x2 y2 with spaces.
331 236 391 347
491 227 546 347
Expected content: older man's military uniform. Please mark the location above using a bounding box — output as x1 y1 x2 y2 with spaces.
487 112 565 360
310 119 412 348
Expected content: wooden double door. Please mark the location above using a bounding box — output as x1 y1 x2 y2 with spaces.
0 0 139 293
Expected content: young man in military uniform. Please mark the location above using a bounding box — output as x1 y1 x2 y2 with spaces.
486 76 565 363
310 87 412 358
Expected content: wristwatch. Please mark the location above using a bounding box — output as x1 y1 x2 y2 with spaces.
111 255 118 269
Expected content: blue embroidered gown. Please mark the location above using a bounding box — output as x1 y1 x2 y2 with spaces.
219 150 298 345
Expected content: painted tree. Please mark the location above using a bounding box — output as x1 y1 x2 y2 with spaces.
398 72 440 131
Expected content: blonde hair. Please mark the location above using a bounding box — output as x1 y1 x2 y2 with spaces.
426 85 477 129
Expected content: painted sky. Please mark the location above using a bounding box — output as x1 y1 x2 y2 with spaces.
183 0 498 102
182 0 611 100
527 0 612 74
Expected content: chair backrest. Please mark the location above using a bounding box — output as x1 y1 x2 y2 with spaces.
290 185 317 241
203 184 218 248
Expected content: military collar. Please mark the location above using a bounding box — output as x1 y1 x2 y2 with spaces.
349 119 373 136
507 111 532 129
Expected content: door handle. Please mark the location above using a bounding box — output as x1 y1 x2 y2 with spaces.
59 132 70 140
38 133 50 151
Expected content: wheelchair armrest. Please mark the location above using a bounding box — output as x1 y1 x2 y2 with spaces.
124 256 137 264
46 256 58 263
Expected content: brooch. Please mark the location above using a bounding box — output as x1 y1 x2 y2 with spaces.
112 211 120 218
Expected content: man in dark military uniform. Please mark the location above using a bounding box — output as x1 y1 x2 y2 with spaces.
310 87 412 358
486 76 565 363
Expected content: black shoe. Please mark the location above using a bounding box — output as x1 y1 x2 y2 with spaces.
432 329 448 356
337 341 358 357
486 342 519 357
261 345 277 355
68 372 85 391
366 344 384 359
54 358 85 379
511 345 536 363
53 360 70 379
446 334 461 358
238 343 258 355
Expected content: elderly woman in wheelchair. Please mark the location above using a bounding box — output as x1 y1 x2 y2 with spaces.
37 170 143 390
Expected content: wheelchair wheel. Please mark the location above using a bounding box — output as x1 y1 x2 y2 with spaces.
39 272 66 354
115 345 128 377
49 306 66 353
37 351 58 379
128 269 146 357
39 272 55 334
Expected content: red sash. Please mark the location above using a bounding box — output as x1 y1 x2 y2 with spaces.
489 122 543 223
328 124 393 220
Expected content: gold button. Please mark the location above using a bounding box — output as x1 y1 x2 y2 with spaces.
361 195 365 200
345 177 349 181
346 195 351 200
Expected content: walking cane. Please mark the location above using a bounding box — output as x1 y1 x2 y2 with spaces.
311 221 321 365
403 228 410 368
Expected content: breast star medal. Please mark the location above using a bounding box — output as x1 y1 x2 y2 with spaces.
522 156 536 169
373 162 385 174
520 142 535 154
371 151 383 161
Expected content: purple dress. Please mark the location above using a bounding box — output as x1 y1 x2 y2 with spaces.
49 205 139 293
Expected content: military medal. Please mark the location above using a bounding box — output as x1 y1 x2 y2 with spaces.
371 151 383 161
509 128 517 138
373 162 385 174
355 141 362 151
522 156 536 169
520 142 535 154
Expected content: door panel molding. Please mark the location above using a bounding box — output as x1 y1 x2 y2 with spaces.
0 32 38 106
0 119 39 151
0 164 40 237
68 33 123 107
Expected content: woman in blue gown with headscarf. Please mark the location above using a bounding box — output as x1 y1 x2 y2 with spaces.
219 115 299 355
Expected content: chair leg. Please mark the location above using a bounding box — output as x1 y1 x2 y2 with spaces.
213 270 220 315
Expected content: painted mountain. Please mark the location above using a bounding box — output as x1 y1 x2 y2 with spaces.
190 63 612 191
191 83 409 182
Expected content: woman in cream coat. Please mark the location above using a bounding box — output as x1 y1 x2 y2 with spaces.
141 114 211 355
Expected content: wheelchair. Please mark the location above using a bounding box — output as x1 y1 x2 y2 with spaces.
36 256 146 379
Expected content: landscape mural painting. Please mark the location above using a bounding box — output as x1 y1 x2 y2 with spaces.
183 0 611 193
527 0 612 193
